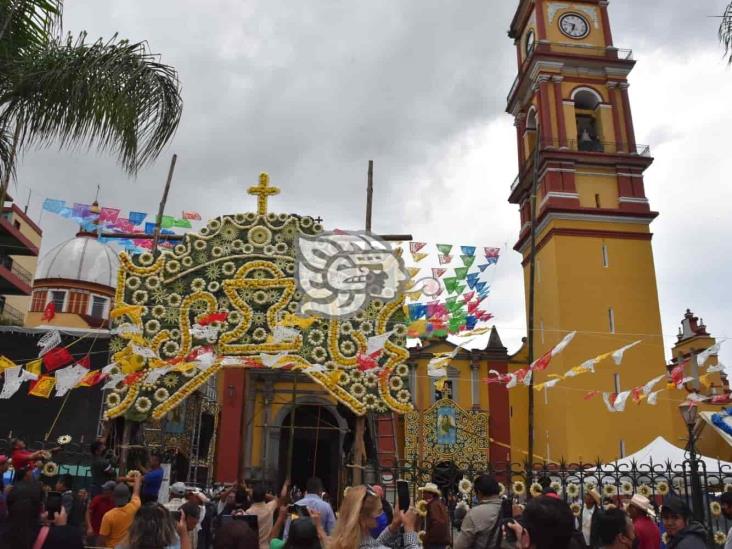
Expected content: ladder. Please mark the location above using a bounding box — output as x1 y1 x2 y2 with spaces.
371 412 400 503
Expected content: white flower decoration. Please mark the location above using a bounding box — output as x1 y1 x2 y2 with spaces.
165 260 181 274
191 278 206 292
134 397 152 413
154 388 170 402
138 252 155 266
459 478 473 495
126 276 141 290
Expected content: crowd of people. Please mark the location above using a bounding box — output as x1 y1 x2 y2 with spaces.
1 439 732 549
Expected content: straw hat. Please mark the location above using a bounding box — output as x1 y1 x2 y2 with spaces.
629 494 656 517
418 483 441 497
586 489 601 506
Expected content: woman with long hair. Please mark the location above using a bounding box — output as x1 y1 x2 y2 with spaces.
119 502 191 549
329 485 419 549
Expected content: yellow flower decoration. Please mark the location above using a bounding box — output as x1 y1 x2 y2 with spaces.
418 531 426 543
512 481 526 495
662 533 669 545
566 483 580 499
603 484 618 497
715 531 727 545
656 481 669 496
710 501 722 517
620 481 634 496
416 500 428 517
498 483 506 497
42 462 59 477
550 481 563 496
570 503 581 517
529 483 544 497
637 484 652 498
458 478 473 495
724 484 732 493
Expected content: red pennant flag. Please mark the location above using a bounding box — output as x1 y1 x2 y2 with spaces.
409 242 427 253
78 370 104 387
516 369 529 383
437 254 453 265
42 347 73 372
584 390 601 401
357 351 382 372
484 247 500 258
123 372 144 386
182 211 202 221
42 302 56 322
431 268 447 279
186 345 215 362
631 386 644 404
531 350 553 372
199 312 228 326
462 291 475 303
77 355 91 369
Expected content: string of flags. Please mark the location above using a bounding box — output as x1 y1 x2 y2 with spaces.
41 199 202 254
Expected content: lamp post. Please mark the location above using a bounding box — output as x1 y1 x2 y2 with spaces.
679 402 705 522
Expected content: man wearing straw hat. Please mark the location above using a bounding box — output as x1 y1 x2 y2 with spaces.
418 482 450 549
581 489 602 548
627 494 660 549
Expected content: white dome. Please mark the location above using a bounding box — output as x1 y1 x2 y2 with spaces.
36 234 120 288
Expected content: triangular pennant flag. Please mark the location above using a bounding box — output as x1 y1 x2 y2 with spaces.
367 331 395 355
453 284 466 296
462 291 476 303
0 356 16 372
55 365 88 397
29 375 56 398
454 267 469 280
407 267 421 278
697 340 725 368
466 273 480 289
411 252 429 263
409 242 427 253
484 247 500 258
25 359 43 378
460 246 476 256
78 370 105 388
460 255 476 268
357 351 382 372
475 281 488 293
443 277 460 294
464 315 477 330
584 390 601 401
42 347 74 372
432 268 447 279
484 257 499 266
0 366 38 399
408 303 427 320
477 263 491 272
438 254 453 265
611 340 641 366
436 244 453 255
405 290 422 301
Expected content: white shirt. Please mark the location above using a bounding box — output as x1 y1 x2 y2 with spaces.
582 505 595 545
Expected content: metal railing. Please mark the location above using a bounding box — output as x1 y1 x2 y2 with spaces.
370 458 732 547
0 251 33 285
0 302 24 325
508 42 634 103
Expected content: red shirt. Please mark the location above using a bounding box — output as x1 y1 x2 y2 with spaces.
11 449 34 472
633 515 661 549
89 494 115 534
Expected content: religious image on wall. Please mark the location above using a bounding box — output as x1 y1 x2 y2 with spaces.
105 174 414 421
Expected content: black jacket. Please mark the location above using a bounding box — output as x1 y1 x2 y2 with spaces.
666 522 708 549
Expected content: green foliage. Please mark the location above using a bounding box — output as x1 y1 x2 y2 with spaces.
0 0 181 180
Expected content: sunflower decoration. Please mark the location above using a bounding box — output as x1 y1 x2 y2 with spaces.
56 435 72 446
715 531 727 545
498 483 506 498
512 481 526 496
620 481 634 496
655 481 670 496
570 503 582 517
418 531 426 544
566 483 580 500
127 470 142 480
529 483 544 498
416 500 428 517
724 484 732 493
710 501 722 517
550 481 563 497
602 484 618 498
458 478 473 496
637 484 653 498
661 533 669 545
42 462 59 477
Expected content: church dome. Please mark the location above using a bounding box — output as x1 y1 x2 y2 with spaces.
35 232 120 288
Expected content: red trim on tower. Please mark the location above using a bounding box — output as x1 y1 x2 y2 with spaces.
535 0 547 40
487 355 512 468
215 369 246 482
553 79 567 147
608 85 624 149
599 1 614 47
538 80 552 143
619 85 637 151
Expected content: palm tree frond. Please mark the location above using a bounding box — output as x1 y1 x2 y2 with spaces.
0 0 63 54
0 32 182 174
720 2 732 64
0 123 15 185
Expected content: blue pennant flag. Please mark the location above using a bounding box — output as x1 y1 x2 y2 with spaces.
80 220 98 233
460 246 476 256
58 207 74 219
466 273 480 290
160 228 175 235
128 211 147 226
483 256 499 266
408 303 427 321
144 222 156 235
465 315 477 330
475 281 488 294
42 199 65 213
477 263 491 272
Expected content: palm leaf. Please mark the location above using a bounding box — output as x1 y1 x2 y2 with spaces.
0 123 15 184
721 2 732 64
0 0 63 55
0 32 182 174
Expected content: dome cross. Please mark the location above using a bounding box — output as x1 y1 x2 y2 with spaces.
247 172 280 215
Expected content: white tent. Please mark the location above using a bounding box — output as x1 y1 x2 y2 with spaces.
600 436 732 471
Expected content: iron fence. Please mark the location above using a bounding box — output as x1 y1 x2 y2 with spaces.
370 459 732 547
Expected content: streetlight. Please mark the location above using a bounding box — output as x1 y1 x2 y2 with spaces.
678 401 705 522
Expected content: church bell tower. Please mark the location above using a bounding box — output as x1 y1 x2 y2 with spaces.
506 0 674 461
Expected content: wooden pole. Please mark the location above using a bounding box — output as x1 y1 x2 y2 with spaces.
152 154 178 254
23 188 31 214
286 372 299 480
365 160 374 232
119 419 132 475
352 416 366 486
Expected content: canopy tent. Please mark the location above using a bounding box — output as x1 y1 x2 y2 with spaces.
598 436 732 471
700 411 732 449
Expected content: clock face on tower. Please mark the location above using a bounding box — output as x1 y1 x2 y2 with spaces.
559 13 590 39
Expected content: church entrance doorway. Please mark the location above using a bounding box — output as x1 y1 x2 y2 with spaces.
278 405 342 501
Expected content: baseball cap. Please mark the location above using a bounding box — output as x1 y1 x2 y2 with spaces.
102 480 117 492
112 483 131 507
661 495 692 518
170 482 187 497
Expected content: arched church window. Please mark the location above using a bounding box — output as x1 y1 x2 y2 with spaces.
572 88 604 152
525 107 538 156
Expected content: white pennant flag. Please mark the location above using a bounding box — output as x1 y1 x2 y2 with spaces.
366 331 395 355
647 390 662 406
0 366 38 399
37 330 61 356
612 340 641 366
642 375 666 396
146 366 171 385
543 378 561 390
552 331 577 356
55 365 88 397
686 393 710 403
110 323 141 337
523 369 533 386
603 391 630 412
427 348 459 378
565 359 598 378
697 340 725 368
101 363 119 374
505 374 518 389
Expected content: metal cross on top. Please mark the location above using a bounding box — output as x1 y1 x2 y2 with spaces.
248 172 280 215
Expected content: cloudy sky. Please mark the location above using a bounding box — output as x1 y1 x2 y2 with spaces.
12 0 732 364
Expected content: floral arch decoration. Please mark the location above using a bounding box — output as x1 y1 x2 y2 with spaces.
105 174 412 421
